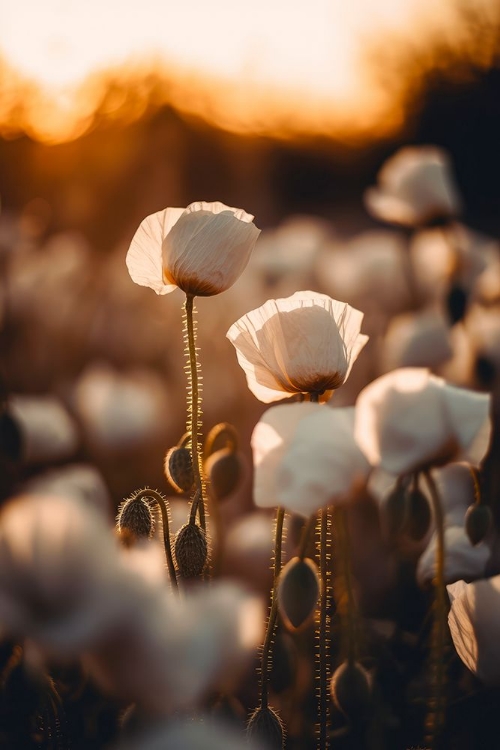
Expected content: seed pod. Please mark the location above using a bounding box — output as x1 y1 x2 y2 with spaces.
465 504 492 546
330 661 372 721
405 487 431 541
204 422 238 458
277 556 320 632
205 448 243 500
174 522 208 578
164 446 194 493
246 705 285 750
117 493 155 540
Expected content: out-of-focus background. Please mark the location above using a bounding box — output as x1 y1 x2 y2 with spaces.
1 0 500 505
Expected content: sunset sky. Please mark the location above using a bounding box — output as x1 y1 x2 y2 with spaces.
1 0 497 142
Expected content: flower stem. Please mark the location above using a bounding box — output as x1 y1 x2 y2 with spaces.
260 506 285 709
134 488 178 592
423 469 448 747
184 294 206 532
317 506 331 750
335 505 357 666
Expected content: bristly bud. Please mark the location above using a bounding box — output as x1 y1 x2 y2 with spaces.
330 661 372 721
117 492 155 541
164 446 194 493
277 556 320 632
204 422 239 458
205 448 243 500
246 705 285 749
174 522 208 578
465 504 492 546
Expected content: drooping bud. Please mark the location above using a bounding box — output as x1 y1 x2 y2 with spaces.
204 422 238 458
246 705 285 750
205 448 243 500
117 492 155 541
330 661 372 721
465 504 492 546
164 446 194 493
174 522 208 578
277 556 320 632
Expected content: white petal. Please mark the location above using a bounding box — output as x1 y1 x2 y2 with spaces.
417 526 489 587
126 208 183 295
184 200 255 223
251 402 321 508
277 407 370 516
442 384 491 465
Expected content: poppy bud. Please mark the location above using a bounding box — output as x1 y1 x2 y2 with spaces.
117 492 155 540
246 705 285 749
465 504 492 546
205 448 243 500
164 446 194 493
277 556 320 632
330 661 372 721
204 422 239 457
174 522 208 578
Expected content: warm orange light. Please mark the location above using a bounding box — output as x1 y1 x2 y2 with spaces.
0 0 498 144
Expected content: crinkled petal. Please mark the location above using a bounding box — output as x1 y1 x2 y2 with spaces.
277 407 370 516
127 208 183 294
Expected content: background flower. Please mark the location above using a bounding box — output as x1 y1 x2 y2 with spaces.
227 290 368 402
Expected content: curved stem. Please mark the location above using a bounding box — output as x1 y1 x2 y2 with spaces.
184 294 206 532
423 469 447 746
134 488 178 592
260 506 285 709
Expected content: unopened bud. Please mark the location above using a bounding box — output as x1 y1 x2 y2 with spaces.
330 661 372 721
205 448 243 500
117 492 155 540
246 705 285 749
174 522 208 578
204 422 238 457
164 446 194 493
277 556 320 632
465 504 492 546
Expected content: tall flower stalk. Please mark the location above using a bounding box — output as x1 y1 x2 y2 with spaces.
260 506 285 709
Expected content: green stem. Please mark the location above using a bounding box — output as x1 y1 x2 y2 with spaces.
134 489 178 592
260 506 285 709
184 294 206 532
423 470 447 746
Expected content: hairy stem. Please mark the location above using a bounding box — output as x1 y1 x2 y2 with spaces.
318 507 331 750
423 469 447 746
260 506 285 709
134 488 178 592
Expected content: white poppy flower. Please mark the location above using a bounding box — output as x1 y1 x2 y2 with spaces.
448 576 500 685
364 146 462 228
354 368 491 476
380 308 453 373
0 494 125 655
252 402 370 516
8 395 79 465
126 201 260 297
227 291 368 403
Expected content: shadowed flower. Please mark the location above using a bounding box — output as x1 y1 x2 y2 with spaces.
227 291 368 403
126 201 260 297
365 146 462 228
252 402 370 516
448 576 500 685
354 368 491 476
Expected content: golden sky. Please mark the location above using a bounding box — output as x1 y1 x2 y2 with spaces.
1 0 497 143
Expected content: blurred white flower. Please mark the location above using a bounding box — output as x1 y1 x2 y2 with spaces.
380 308 453 373
126 201 260 297
20 464 111 517
252 402 370 516
465 304 500 372
87 582 263 714
365 146 462 228
355 368 491 476
0 494 124 655
448 576 500 685
227 291 368 403
116 716 262 750
8 395 79 465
